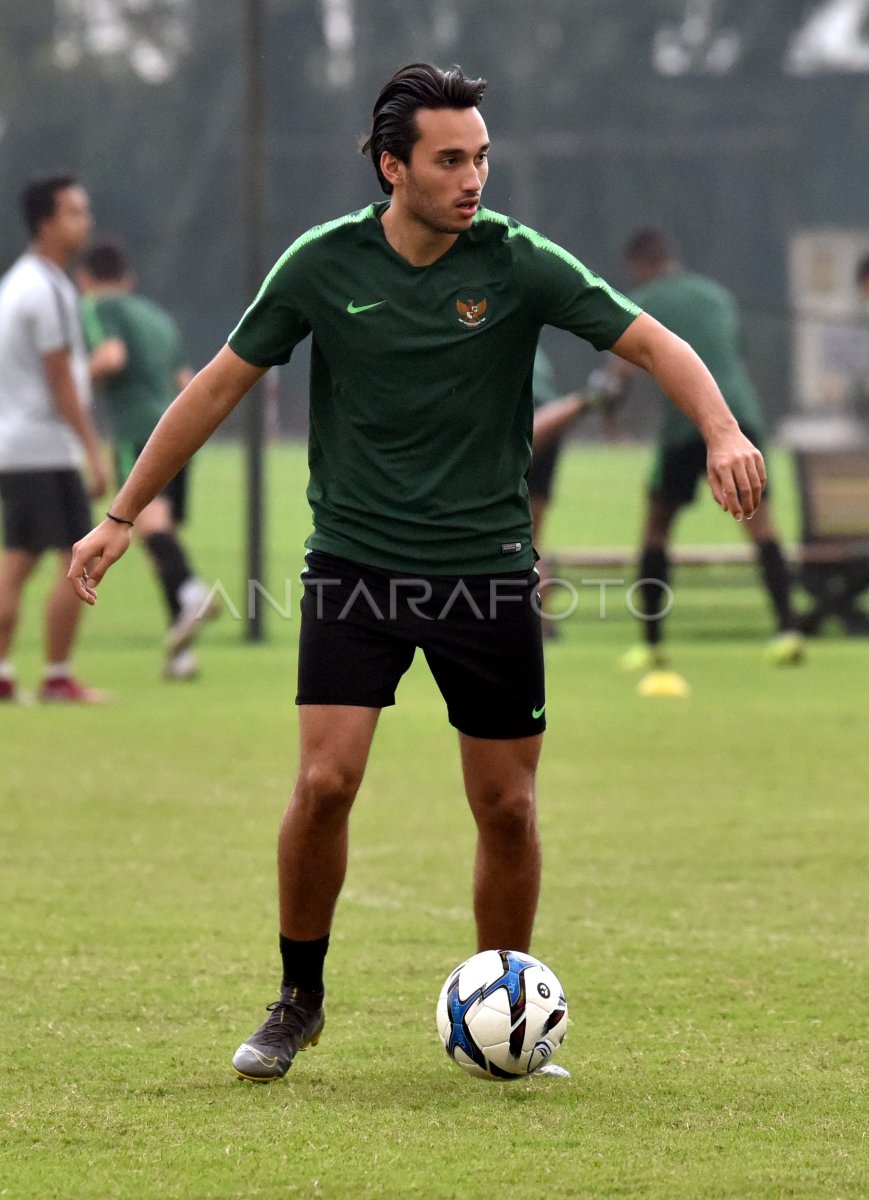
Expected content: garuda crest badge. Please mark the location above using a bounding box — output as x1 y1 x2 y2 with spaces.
456 296 489 328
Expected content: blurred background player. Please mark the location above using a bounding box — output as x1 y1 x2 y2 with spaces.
77 238 217 680
0 174 109 703
613 226 804 676
530 351 620 636
855 253 869 423
858 253 869 314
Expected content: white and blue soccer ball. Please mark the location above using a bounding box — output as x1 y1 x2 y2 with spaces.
436 949 568 1080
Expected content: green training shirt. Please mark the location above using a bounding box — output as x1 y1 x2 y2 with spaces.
229 202 641 574
80 292 184 444
532 348 560 410
631 271 765 448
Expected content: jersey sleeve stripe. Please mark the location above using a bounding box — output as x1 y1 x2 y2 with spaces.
229 204 376 341
475 208 642 318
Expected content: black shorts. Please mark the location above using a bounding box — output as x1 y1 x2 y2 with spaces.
114 441 190 524
296 550 547 740
0 468 92 555
649 426 766 507
527 436 563 503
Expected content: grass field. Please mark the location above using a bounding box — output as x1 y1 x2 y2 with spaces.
1 443 866 1200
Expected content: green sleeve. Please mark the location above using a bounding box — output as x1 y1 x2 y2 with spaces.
79 295 114 350
519 230 641 351
228 243 312 367
532 349 560 409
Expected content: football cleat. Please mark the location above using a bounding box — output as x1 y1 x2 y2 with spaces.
533 1062 571 1079
162 648 199 681
165 579 220 657
765 631 806 666
232 984 325 1082
618 644 668 673
38 676 112 704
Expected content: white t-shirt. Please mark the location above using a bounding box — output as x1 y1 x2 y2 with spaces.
0 253 92 471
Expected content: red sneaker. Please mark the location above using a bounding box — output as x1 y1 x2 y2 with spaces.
38 676 112 704
0 677 19 702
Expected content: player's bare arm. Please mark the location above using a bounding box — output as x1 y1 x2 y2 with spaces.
68 344 266 602
532 393 585 452
611 312 766 519
43 347 108 497
88 336 127 380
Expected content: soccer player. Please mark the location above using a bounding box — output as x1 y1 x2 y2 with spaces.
77 239 217 680
614 226 804 674
0 174 109 703
529 352 612 637
858 253 869 314
857 253 869 423
68 64 765 1081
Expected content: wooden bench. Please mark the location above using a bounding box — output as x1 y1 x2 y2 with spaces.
547 542 866 571
548 544 760 571
792 449 869 635
549 448 869 634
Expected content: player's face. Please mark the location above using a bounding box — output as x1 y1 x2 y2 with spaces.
625 256 655 286
400 106 489 235
44 186 93 256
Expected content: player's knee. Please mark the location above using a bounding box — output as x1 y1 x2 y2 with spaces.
0 590 20 628
472 784 537 840
294 759 362 818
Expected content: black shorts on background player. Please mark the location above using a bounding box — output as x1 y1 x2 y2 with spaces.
650 426 766 508
0 469 92 554
526 437 561 504
114 441 190 524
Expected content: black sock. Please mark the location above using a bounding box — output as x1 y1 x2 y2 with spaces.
143 532 193 621
639 546 670 647
756 539 794 632
280 933 329 994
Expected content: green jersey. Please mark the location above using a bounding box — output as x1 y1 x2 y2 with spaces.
80 292 184 444
631 271 764 448
229 202 640 574
532 349 560 410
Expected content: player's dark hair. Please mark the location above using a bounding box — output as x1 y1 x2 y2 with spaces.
361 62 487 195
856 253 869 287
20 174 79 237
623 226 678 268
81 238 129 282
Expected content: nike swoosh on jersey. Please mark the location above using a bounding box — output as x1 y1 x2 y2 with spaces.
346 299 387 314
532 703 546 719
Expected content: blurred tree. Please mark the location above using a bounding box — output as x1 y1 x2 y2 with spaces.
52 0 191 82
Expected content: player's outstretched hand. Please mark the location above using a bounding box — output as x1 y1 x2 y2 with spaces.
583 366 626 411
68 518 133 604
706 429 766 520
86 446 111 500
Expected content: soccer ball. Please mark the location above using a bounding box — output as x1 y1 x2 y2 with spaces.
436 949 568 1080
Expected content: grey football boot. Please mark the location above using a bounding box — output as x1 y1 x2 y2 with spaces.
232 984 325 1081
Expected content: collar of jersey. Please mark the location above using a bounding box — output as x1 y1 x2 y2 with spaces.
372 200 477 272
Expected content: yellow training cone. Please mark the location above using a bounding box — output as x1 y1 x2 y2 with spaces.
637 669 691 698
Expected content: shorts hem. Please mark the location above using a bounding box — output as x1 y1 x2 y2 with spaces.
450 718 547 740
3 538 70 554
